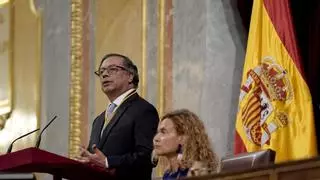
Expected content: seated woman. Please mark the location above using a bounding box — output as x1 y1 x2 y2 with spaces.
152 109 219 179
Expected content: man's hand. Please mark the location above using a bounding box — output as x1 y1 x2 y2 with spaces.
76 144 107 169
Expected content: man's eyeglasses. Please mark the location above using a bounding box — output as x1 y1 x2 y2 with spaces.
95 65 128 77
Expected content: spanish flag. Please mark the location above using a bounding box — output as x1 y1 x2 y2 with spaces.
234 0 317 163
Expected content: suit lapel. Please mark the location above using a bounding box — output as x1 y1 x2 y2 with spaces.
96 112 105 141
91 112 105 148
98 94 139 149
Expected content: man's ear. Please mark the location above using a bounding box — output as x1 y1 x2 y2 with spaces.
128 73 134 83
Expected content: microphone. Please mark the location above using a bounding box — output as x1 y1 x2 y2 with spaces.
7 128 40 154
35 115 57 148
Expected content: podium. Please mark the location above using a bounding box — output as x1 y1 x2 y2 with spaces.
0 148 115 180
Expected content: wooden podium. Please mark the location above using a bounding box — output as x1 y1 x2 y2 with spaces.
0 148 115 180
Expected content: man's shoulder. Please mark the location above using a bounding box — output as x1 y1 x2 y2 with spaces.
129 96 159 122
125 95 158 117
93 111 105 120
132 95 157 110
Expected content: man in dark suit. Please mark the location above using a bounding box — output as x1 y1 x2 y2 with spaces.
78 53 159 179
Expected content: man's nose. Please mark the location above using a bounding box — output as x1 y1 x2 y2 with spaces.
101 71 109 78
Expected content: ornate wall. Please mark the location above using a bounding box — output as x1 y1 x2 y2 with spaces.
0 0 41 154
0 0 246 179
171 0 246 157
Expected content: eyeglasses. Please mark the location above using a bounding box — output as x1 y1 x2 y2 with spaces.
95 65 128 77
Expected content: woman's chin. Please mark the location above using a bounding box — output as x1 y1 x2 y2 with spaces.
155 151 175 157
154 149 165 156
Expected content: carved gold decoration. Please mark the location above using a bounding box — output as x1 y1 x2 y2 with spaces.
0 114 9 129
69 0 83 158
0 0 41 153
0 0 12 130
0 113 9 128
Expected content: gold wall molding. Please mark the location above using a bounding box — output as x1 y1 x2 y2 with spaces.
0 114 10 129
141 0 147 98
156 0 166 176
0 0 12 130
158 0 165 118
0 0 42 153
69 0 83 158
157 0 173 118
156 0 173 176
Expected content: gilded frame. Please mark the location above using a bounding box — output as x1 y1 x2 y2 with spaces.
0 0 12 130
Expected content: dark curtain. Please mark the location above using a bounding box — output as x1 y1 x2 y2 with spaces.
237 0 320 153
237 0 253 33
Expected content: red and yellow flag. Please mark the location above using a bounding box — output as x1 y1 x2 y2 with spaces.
234 0 317 163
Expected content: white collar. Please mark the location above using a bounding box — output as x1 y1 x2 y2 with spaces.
111 88 135 107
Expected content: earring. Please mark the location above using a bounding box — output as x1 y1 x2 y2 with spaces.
177 144 183 161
